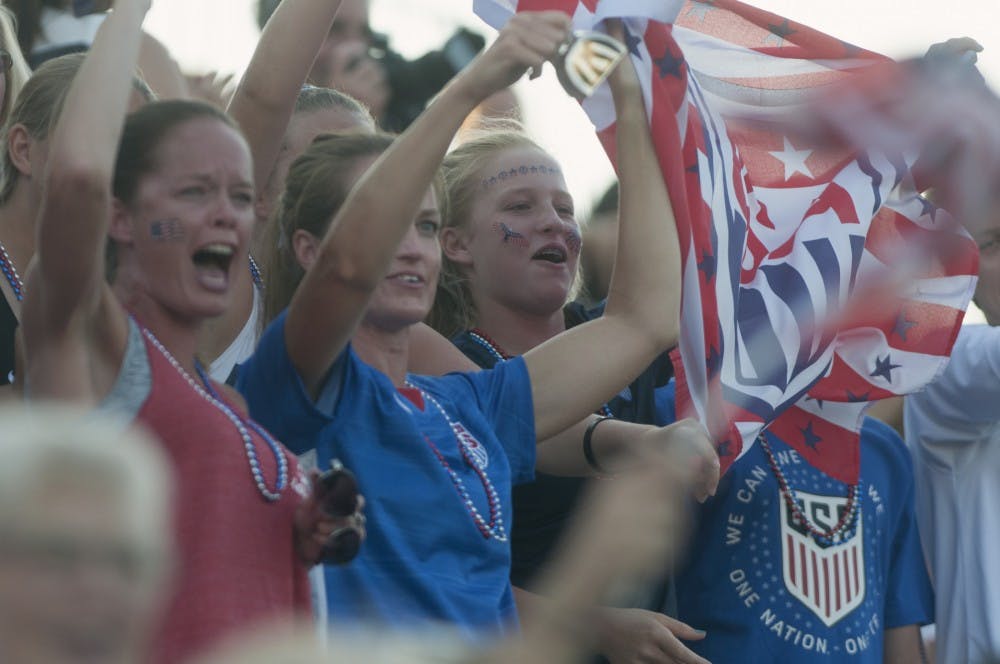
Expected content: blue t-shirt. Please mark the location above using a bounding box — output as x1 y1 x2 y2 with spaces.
659 383 932 662
237 311 536 636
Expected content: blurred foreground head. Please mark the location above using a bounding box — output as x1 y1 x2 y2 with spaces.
0 405 172 664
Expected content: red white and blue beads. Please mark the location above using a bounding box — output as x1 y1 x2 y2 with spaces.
468 328 509 363
759 433 859 545
0 240 24 302
141 325 288 502
248 254 264 292
406 381 507 542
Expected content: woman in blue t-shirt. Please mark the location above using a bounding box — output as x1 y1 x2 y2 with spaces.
423 42 714 664
239 13 715 636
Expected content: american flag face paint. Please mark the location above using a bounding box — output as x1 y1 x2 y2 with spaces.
492 222 529 249
150 218 185 241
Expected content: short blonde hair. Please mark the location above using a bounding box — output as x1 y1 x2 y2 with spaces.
0 403 173 570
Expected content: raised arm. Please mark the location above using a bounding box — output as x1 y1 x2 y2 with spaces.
227 0 345 196
285 12 571 394
29 0 149 333
138 31 189 100
525 26 681 440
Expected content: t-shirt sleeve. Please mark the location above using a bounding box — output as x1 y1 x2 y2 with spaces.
880 428 935 628
906 325 1000 432
654 380 678 427
236 310 346 455
450 357 536 485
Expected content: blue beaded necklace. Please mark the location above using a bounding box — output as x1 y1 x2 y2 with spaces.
468 328 614 418
140 325 289 502
0 239 24 302
404 380 507 542
248 254 264 292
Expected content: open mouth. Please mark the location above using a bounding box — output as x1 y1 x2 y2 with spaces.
192 243 235 273
390 273 425 285
191 243 236 292
532 246 568 264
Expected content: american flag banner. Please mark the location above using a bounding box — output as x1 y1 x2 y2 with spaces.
474 0 979 483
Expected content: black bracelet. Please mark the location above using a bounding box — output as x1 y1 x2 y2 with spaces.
583 415 613 474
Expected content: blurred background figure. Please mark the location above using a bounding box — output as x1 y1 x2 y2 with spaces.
257 0 485 131
0 405 173 664
0 6 31 125
4 0 188 97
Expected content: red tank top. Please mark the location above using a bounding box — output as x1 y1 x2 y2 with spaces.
135 328 311 663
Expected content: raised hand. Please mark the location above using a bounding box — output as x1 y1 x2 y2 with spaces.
453 11 571 103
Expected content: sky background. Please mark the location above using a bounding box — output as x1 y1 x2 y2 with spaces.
145 0 997 320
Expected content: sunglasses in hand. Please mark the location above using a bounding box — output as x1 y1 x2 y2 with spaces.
314 459 364 565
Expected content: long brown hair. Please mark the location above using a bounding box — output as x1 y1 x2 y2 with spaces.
262 132 396 327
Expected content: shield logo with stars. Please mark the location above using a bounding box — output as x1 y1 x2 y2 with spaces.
779 490 865 626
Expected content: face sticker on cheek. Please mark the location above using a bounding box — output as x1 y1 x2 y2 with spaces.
492 222 529 249
149 219 185 242
565 227 582 256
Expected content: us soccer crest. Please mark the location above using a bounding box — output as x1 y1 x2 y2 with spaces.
451 422 490 470
779 491 865 626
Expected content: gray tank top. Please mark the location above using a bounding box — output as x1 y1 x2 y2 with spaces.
96 317 152 421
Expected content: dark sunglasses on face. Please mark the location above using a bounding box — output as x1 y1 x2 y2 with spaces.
315 459 363 565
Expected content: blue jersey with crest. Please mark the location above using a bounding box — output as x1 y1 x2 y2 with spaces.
238 311 536 637
658 382 932 662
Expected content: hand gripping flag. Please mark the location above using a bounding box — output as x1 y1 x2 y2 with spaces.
474 0 979 483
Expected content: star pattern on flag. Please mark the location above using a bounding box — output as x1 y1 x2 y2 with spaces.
893 312 917 341
685 0 715 22
764 18 796 46
474 0 978 488
623 25 642 58
869 354 901 383
706 345 722 378
654 48 684 78
846 389 871 403
801 422 822 450
697 250 716 282
769 137 814 181
918 196 937 222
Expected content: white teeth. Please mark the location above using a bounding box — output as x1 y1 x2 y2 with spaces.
534 249 566 262
201 243 234 257
399 275 421 283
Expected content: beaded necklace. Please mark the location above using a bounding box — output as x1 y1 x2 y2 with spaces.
468 327 614 418
758 433 859 545
248 254 264 292
0 239 24 301
403 380 507 542
140 325 289 502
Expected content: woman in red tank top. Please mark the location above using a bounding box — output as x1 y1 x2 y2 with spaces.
19 1 359 662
